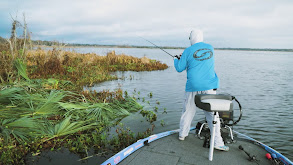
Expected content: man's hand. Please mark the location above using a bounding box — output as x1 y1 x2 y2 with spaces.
175 54 182 60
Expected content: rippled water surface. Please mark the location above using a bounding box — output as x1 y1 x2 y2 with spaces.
77 47 293 160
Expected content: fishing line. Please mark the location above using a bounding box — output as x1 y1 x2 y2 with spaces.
139 36 177 58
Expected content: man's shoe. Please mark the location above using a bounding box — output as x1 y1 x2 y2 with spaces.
179 136 185 141
214 145 229 151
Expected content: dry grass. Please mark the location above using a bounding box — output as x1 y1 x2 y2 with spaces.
25 48 168 90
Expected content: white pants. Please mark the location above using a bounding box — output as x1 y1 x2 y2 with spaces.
179 89 224 146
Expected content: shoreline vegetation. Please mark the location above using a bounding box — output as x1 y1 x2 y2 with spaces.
1 36 293 52
0 17 167 164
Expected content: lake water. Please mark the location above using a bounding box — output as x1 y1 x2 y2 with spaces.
76 47 293 160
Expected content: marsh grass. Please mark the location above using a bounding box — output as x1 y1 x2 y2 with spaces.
26 49 168 90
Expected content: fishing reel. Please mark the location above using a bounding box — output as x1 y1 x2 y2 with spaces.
175 54 182 60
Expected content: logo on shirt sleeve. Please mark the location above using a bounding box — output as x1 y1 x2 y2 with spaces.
193 48 213 61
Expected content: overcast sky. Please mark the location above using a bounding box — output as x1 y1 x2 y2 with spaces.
1 0 292 49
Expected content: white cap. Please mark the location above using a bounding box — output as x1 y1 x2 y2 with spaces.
189 29 203 45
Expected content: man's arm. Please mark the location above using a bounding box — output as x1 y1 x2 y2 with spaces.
174 50 187 72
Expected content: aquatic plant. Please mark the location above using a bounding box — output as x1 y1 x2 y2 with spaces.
160 120 166 127
140 109 157 123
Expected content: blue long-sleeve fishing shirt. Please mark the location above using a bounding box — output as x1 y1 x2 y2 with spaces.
174 42 219 92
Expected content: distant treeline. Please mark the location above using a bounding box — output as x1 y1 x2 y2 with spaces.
215 48 293 52
1 36 292 52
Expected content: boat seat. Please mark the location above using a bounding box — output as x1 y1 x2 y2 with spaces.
194 94 233 161
194 94 233 112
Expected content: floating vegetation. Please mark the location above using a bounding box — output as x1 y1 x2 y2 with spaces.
154 106 159 112
163 108 168 114
148 92 153 98
156 100 160 105
140 110 157 123
160 120 166 127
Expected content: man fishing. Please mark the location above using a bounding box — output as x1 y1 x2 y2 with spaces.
174 29 229 151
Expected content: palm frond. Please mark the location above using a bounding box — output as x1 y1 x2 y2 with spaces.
0 117 37 143
0 87 23 104
33 90 67 115
85 97 143 123
6 116 36 129
41 115 96 139
58 102 88 110
14 58 30 81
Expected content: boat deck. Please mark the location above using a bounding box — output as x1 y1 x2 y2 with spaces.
119 132 271 165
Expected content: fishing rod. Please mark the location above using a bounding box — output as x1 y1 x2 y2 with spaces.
234 130 293 165
139 36 180 59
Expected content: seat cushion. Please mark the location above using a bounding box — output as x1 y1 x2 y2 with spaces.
201 99 232 112
194 94 233 112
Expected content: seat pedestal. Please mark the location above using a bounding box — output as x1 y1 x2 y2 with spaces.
194 94 233 161
209 112 217 161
